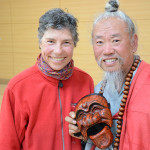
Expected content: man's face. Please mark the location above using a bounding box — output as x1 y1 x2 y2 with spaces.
40 28 74 70
92 17 137 73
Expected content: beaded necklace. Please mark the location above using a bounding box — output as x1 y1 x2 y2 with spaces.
99 56 140 150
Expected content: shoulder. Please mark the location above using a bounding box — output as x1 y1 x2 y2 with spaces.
8 65 39 89
94 81 103 93
72 67 94 89
141 60 150 68
73 67 93 80
134 60 150 78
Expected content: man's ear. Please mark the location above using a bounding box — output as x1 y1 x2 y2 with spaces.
132 34 138 53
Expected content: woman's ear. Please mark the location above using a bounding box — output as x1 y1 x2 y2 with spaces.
132 34 138 53
39 41 42 50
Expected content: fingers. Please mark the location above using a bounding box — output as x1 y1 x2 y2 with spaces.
65 116 76 125
69 111 76 119
65 111 83 140
65 111 76 124
68 123 83 140
69 122 80 133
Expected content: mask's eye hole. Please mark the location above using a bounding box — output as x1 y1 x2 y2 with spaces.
90 103 105 113
76 110 85 119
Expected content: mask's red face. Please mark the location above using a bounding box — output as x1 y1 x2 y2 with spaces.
75 93 113 149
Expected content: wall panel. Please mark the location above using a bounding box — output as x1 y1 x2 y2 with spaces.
11 0 60 23
120 0 150 20
0 53 13 79
61 0 106 21
14 52 38 74
0 0 11 23
73 53 102 84
0 24 13 53
75 21 93 54
12 23 39 53
137 20 150 56
0 0 150 86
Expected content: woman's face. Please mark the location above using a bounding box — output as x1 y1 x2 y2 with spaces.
40 28 74 70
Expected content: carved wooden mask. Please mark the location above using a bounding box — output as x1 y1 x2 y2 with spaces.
75 93 113 149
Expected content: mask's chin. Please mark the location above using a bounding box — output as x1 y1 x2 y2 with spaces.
87 123 113 149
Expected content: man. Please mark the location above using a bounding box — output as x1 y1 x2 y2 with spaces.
65 0 150 149
0 8 94 150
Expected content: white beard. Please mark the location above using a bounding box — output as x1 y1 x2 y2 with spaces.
104 70 126 93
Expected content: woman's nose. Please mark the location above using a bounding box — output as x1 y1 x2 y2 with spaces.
54 44 62 54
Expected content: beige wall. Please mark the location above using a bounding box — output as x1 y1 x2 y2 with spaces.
0 0 150 85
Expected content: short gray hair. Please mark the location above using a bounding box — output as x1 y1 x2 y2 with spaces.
38 8 79 46
92 0 137 38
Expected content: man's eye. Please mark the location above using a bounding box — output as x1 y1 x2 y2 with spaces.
113 39 120 43
96 41 103 45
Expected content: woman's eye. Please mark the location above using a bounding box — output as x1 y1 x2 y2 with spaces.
64 41 71 45
47 41 54 44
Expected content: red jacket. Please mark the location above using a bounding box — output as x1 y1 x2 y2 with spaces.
120 61 150 150
0 63 94 150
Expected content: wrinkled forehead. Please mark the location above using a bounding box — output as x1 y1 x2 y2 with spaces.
75 94 109 112
92 17 129 37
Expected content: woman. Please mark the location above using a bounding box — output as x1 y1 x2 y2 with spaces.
0 8 94 150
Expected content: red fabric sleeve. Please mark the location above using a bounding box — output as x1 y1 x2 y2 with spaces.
0 88 21 150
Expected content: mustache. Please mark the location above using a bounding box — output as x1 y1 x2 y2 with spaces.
97 55 124 67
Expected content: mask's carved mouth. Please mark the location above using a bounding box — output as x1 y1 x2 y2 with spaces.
87 123 108 136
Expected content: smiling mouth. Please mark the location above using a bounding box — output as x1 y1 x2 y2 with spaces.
51 57 65 61
87 123 108 136
104 58 117 63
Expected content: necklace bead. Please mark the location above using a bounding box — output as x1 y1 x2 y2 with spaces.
115 138 120 142
117 116 123 120
121 98 126 103
117 120 122 124
117 125 122 129
127 73 132 77
133 62 138 67
119 107 124 111
125 81 130 86
118 112 124 116
129 70 134 74
123 95 128 99
124 86 129 90
114 142 119 147
125 77 131 81
131 66 136 70
123 90 128 94
120 103 126 107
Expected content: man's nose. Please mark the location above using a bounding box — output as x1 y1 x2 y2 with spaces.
103 43 114 55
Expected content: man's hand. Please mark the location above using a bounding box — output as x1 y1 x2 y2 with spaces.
65 111 84 140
